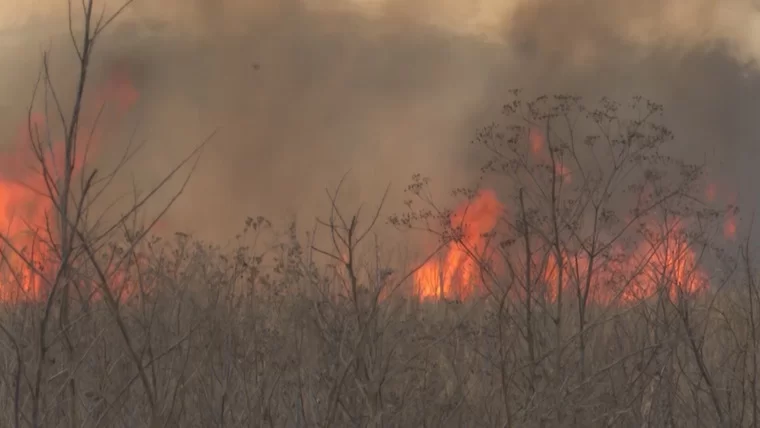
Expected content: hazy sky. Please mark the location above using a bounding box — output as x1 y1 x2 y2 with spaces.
1 0 760 241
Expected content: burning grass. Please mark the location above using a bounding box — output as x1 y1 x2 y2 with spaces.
0 227 754 427
0 97 744 426
0 8 748 424
0 81 746 425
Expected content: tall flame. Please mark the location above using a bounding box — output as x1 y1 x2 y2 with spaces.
413 128 717 304
414 189 503 300
0 67 139 302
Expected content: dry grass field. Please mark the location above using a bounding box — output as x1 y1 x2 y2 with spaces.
0 226 755 427
0 2 757 428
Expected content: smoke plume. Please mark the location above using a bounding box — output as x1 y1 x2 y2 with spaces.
1 0 759 240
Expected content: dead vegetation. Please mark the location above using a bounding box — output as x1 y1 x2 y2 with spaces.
0 2 757 428
0 221 756 427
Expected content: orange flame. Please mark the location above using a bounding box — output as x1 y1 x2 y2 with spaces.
537 222 707 305
724 214 737 240
704 181 737 240
413 190 709 305
413 128 712 305
0 69 139 302
414 189 503 300
705 182 717 202
529 128 571 183
724 191 738 241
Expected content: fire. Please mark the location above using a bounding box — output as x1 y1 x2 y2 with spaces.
724 191 738 241
705 182 737 241
412 128 716 305
724 215 737 240
0 67 139 302
705 182 717 202
705 181 737 241
530 129 543 154
528 128 571 183
537 222 707 305
623 223 708 301
413 189 503 300
413 192 709 304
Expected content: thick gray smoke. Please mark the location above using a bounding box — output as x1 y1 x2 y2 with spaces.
1 0 759 240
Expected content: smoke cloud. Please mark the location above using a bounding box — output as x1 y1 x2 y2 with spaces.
1 0 759 240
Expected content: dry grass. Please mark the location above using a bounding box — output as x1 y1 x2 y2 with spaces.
1 2 755 427
0 226 756 428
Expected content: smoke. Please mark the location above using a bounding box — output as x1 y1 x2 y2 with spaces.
1 0 759 240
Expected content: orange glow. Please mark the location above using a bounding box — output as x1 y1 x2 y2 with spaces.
530 129 543 154
528 128 571 183
705 181 737 240
705 182 717 202
555 162 572 183
413 189 503 300
724 191 738 241
413 127 712 305
0 69 139 302
413 191 709 304
623 223 708 301
536 222 707 305
724 212 737 240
